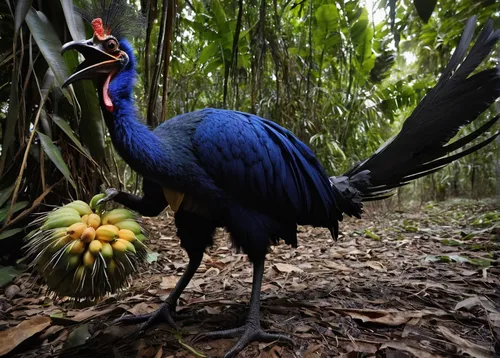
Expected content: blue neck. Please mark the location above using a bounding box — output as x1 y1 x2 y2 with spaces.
103 40 170 178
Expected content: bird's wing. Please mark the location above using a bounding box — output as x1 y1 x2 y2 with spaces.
341 17 500 200
191 109 355 226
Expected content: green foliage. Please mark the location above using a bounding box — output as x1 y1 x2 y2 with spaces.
0 0 498 257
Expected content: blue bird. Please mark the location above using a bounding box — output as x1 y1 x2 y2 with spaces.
62 2 500 356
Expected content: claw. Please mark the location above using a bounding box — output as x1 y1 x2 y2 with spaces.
195 323 293 358
113 302 179 332
96 188 119 206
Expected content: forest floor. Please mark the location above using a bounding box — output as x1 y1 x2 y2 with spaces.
1 198 499 358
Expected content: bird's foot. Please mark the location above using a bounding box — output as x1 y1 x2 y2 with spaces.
96 188 119 206
196 322 293 358
113 301 178 333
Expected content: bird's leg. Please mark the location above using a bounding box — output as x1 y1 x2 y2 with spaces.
114 250 203 331
196 259 293 358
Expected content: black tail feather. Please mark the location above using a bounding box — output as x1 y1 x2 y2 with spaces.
331 17 500 201
332 17 500 203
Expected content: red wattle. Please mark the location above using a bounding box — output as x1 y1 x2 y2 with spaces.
103 72 116 112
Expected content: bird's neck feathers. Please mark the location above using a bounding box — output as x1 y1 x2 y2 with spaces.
102 40 170 177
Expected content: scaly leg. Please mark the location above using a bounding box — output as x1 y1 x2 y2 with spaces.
196 259 293 358
114 251 203 331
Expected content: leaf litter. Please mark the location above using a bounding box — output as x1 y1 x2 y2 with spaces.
0 198 499 357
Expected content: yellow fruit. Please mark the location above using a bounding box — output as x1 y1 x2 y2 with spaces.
87 213 101 230
95 225 119 241
67 222 88 240
83 250 95 268
114 220 142 234
116 238 136 254
118 229 136 242
111 239 127 254
67 240 85 254
101 208 135 225
81 214 89 224
101 242 113 260
81 227 96 243
88 240 103 255
42 214 81 230
89 193 106 210
64 200 92 215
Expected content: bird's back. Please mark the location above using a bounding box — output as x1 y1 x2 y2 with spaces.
153 109 359 247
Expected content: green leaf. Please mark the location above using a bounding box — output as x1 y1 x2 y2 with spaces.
37 131 77 189
413 0 437 23
0 68 19 174
199 42 219 64
0 266 24 287
14 0 33 34
0 201 29 223
25 9 72 103
73 81 106 160
364 229 381 241
0 184 15 208
211 0 228 33
315 4 339 33
52 114 93 160
147 252 160 263
60 0 86 40
0 228 25 241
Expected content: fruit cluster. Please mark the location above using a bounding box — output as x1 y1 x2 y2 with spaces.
24 195 148 300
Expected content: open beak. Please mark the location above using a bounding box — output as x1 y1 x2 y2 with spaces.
61 39 123 88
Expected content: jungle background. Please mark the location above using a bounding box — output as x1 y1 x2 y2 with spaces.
0 0 499 357
0 0 499 255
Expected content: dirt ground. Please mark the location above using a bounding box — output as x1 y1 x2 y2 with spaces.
1 198 499 358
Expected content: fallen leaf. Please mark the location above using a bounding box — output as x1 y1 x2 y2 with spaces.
437 326 491 358
381 340 438 358
336 308 447 326
322 261 353 272
455 295 496 313
273 263 303 273
0 316 51 356
160 275 179 289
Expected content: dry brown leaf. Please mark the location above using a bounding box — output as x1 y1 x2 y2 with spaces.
273 263 303 273
455 295 496 313
160 275 179 289
322 260 353 272
0 316 51 356
437 326 491 358
336 308 447 326
381 340 441 358
345 341 378 354
127 302 157 316
71 306 123 322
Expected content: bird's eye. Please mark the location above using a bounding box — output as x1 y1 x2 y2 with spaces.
106 39 118 51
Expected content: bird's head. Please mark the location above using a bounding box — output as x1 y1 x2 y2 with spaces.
61 0 140 112
62 18 133 112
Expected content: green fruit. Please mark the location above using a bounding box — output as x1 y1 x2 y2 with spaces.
101 208 135 225
89 193 106 210
42 214 82 230
101 242 113 260
64 200 92 216
114 220 142 234
65 254 81 270
47 207 80 219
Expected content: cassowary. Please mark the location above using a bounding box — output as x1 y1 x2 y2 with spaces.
62 1 500 356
